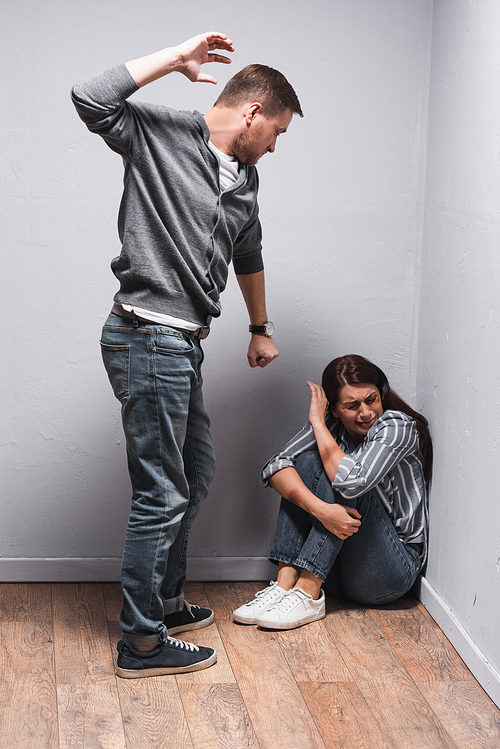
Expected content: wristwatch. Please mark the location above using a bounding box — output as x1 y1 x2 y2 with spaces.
249 321 274 337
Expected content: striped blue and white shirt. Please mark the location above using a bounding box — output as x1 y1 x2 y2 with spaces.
261 410 428 554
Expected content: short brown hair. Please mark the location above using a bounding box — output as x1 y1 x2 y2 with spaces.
214 64 303 118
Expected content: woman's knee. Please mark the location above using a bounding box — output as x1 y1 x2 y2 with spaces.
340 564 417 605
295 450 323 476
294 451 337 502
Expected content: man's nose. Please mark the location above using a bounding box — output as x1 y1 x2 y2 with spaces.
268 137 277 153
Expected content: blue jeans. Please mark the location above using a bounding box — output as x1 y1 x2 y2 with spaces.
100 313 216 647
269 451 422 605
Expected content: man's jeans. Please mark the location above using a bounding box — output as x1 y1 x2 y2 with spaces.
101 313 216 647
269 450 422 605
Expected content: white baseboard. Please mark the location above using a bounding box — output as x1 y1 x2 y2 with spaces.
187 557 276 581
0 556 276 583
416 575 500 708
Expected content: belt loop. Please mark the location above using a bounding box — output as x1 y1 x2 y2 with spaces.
132 313 139 329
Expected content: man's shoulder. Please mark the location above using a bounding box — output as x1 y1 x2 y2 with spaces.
129 100 197 123
127 103 208 147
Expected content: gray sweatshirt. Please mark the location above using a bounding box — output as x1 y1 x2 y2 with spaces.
71 64 264 326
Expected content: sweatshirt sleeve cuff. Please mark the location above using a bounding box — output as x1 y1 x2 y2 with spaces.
233 250 264 275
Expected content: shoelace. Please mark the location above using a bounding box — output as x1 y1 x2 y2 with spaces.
166 636 200 652
184 601 199 617
245 581 278 607
272 589 309 613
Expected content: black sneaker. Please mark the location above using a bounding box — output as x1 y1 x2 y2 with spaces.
116 636 217 679
164 601 215 635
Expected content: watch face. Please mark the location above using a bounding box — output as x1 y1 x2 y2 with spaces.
264 321 274 336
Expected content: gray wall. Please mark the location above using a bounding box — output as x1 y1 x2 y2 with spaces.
2 0 499 704
1 0 430 577
416 0 500 705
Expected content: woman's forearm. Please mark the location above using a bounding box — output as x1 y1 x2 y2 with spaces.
269 466 361 540
311 421 345 482
268 467 326 518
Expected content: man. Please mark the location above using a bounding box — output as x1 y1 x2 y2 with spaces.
72 31 302 679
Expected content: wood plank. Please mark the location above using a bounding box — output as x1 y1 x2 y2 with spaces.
323 603 457 749
415 599 482 677
275 618 351 683
106 620 194 748
184 581 212 605
299 682 391 749
102 583 122 622
52 583 126 749
177 582 235 684
179 683 260 749
57 684 126 749
174 623 235 684
0 622 58 749
418 681 500 748
203 581 265 622
217 620 327 749
3 581 499 749
0 583 52 621
52 583 115 684
115 676 193 749
370 597 472 682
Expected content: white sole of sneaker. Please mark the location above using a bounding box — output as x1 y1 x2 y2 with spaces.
115 650 217 678
257 610 326 630
167 611 215 635
232 611 261 625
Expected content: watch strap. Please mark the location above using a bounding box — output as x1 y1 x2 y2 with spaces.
249 321 274 337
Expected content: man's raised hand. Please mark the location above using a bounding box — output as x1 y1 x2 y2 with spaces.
173 32 234 84
126 32 234 88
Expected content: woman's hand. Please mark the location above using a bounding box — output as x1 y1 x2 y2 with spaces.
269 467 360 540
307 380 345 482
319 503 362 540
307 381 329 428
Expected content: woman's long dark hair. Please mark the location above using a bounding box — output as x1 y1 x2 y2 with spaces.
322 354 433 486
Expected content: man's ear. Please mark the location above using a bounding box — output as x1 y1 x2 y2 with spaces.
330 405 339 418
245 102 262 125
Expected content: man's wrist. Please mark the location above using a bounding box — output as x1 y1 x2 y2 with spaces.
249 321 274 337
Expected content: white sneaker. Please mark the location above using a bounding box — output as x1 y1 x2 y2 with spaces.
232 581 288 624
256 587 325 630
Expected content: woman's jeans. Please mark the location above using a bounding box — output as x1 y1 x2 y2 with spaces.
269 451 422 605
100 313 216 647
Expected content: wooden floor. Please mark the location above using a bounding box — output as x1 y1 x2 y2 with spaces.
1 582 499 749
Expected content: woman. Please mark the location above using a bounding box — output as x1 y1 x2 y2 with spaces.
233 354 432 630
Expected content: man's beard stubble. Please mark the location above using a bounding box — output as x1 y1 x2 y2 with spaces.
230 126 264 167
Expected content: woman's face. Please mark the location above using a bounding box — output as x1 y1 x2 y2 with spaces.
331 383 384 446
